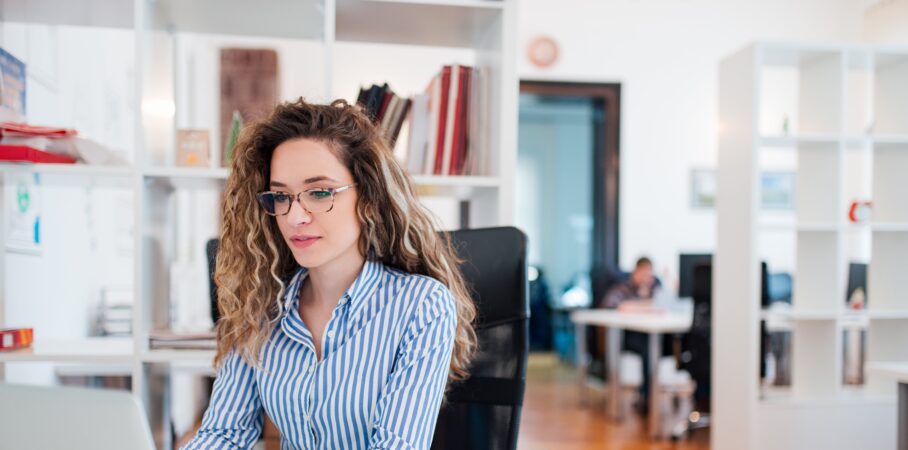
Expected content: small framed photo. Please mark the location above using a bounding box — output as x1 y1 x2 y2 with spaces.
691 169 716 209
761 171 795 210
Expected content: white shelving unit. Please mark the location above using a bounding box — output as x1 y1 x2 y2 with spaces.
0 0 516 448
717 42 908 450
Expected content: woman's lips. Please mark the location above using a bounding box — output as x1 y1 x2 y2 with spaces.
290 236 321 249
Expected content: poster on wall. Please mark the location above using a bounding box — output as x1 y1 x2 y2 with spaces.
761 171 795 210
690 169 716 209
5 172 42 254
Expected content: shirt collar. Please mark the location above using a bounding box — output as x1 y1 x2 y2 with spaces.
281 258 384 315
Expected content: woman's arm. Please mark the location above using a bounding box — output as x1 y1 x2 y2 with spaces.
368 283 457 450
181 350 264 450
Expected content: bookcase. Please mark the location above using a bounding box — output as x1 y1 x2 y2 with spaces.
0 0 516 448
716 42 908 450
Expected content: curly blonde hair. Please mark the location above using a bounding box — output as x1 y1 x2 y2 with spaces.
213 97 476 384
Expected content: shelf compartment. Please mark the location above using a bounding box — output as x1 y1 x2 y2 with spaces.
791 320 840 398
0 338 134 363
146 0 324 40
793 230 841 312
873 51 908 135
336 0 504 48
872 144 908 223
795 142 841 223
868 231 908 310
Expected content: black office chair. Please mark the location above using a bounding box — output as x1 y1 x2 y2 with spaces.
431 227 529 450
674 262 712 438
206 238 221 326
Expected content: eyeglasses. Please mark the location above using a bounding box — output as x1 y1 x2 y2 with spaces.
256 183 356 216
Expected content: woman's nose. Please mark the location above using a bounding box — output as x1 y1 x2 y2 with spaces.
285 198 312 225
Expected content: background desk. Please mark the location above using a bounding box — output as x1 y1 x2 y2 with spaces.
570 308 692 440
867 362 908 450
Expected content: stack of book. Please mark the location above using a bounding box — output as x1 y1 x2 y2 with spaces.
358 64 484 178
95 286 133 337
149 329 216 350
403 64 482 177
356 83 411 148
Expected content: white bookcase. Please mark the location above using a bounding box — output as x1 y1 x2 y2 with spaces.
717 42 908 450
0 0 516 448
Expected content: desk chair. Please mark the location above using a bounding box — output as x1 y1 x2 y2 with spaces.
431 227 529 450
0 383 156 450
673 262 712 438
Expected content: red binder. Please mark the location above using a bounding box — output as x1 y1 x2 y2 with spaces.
0 145 77 164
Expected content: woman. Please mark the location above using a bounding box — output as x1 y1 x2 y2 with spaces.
183 98 476 450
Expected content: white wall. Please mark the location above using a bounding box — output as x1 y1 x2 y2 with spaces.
517 0 876 284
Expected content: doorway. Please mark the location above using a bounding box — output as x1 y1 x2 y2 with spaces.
517 81 621 354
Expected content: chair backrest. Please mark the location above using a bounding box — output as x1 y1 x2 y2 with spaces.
431 227 529 450
685 262 712 408
206 238 220 325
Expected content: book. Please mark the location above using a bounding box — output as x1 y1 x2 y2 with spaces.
389 98 411 149
406 93 430 174
0 327 33 351
432 66 452 175
149 329 216 350
440 64 461 175
424 75 442 174
449 65 470 175
380 95 400 132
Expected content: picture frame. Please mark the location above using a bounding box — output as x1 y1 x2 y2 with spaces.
690 169 716 209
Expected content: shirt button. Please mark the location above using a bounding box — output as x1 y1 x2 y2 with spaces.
338 297 347 305
326 330 334 338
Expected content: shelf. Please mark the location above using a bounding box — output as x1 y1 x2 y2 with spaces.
336 0 504 48
759 134 840 147
411 174 500 187
1 0 134 28
0 338 134 363
141 349 215 364
865 310 908 320
147 0 324 40
871 223 908 232
759 221 840 232
759 385 895 407
872 135 908 145
412 174 500 199
142 166 230 189
0 163 136 177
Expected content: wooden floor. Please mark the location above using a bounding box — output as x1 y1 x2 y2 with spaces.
517 354 710 450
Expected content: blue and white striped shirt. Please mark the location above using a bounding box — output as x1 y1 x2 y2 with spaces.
183 258 457 450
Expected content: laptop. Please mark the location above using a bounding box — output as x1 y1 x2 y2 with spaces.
0 383 156 450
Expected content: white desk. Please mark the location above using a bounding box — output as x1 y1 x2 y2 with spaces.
570 308 693 440
867 363 908 450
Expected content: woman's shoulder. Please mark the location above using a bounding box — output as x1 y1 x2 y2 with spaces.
381 264 455 311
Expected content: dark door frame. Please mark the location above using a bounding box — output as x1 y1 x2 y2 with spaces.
519 80 621 305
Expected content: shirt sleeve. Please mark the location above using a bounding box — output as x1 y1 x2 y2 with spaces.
368 283 458 450
181 350 264 450
602 284 627 309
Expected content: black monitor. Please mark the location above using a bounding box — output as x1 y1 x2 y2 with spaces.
847 262 868 305
679 254 712 298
